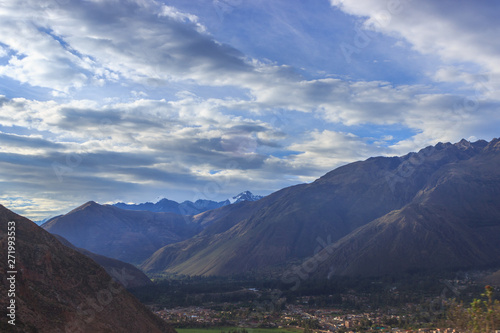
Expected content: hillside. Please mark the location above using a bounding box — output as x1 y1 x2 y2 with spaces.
310 138 500 277
0 205 175 333
53 234 153 288
142 139 498 276
42 201 200 264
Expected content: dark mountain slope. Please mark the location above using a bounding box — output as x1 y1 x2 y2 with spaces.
142 139 492 276
53 234 153 288
42 201 199 264
312 138 500 277
0 205 175 333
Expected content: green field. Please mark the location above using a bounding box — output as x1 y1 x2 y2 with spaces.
176 328 303 333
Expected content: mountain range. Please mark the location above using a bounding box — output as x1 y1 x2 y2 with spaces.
0 205 175 333
113 190 263 215
41 192 264 266
141 138 500 277
312 138 500 277
42 201 201 264
42 138 500 279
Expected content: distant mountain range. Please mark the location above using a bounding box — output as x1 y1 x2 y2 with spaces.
113 190 263 215
41 192 263 266
0 205 175 333
41 138 500 279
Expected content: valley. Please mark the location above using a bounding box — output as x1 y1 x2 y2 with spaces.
132 272 496 332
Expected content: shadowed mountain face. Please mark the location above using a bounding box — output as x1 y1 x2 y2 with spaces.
142 138 500 277
42 202 200 264
311 138 500 277
53 235 153 288
0 205 175 333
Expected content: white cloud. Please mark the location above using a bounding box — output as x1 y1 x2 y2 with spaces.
284 130 386 174
330 0 500 77
0 45 8 58
0 0 252 93
1 0 500 219
0 94 288 208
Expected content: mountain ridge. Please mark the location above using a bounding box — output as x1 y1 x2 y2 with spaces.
313 140 500 277
141 138 500 277
42 202 201 264
113 191 264 215
39 138 500 278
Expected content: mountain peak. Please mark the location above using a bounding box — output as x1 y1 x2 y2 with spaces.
230 191 263 204
485 137 500 152
66 200 101 214
456 138 471 149
453 138 489 151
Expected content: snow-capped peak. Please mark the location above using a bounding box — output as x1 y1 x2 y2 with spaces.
229 191 263 204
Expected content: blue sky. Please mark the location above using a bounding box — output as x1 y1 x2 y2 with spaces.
0 0 499 220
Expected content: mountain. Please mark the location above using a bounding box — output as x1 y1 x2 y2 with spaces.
0 205 175 333
229 190 264 204
141 138 500 277
42 201 200 264
113 191 263 215
53 234 153 288
34 215 61 226
310 138 500 277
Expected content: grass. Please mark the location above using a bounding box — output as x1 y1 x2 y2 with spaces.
176 328 303 333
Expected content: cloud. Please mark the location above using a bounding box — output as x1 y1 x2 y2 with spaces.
270 130 389 179
0 94 292 217
1 0 499 220
0 132 63 154
2 61 500 218
2 0 493 130
0 0 252 93
0 89 413 217
330 0 500 76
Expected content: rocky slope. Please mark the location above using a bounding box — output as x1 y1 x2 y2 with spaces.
0 205 175 333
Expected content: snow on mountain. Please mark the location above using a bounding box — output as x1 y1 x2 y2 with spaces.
229 191 264 204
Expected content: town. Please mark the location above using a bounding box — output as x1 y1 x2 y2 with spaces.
155 303 463 332
150 280 484 332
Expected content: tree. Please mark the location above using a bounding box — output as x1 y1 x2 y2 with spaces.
446 285 500 332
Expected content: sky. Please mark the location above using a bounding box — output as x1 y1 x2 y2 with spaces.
1 0 499 220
